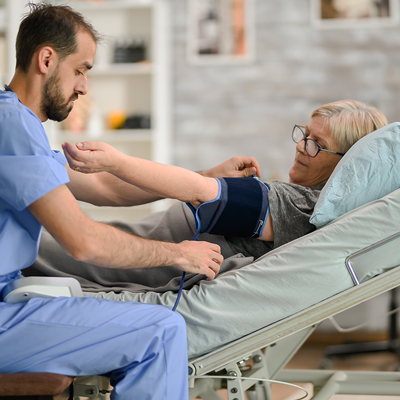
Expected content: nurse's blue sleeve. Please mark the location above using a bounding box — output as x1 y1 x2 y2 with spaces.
0 155 69 210
0 111 69 211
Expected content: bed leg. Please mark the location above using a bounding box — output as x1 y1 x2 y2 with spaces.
246 381 272 400
248 351 273 400
225 363 245 400
225 353 272 400
310 371 347 400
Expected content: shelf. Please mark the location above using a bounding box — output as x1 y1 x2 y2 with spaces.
0 8 5 35
5 0 172 220
90 62 153 76
59 0 154 11
55 129 153 143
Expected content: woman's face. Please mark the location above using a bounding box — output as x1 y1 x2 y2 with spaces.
288 116 343 187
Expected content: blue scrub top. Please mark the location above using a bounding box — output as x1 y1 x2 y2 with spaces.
0 89 69 290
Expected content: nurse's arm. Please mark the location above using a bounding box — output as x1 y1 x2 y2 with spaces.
27 184 223 279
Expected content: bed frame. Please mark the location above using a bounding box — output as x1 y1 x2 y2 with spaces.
188 232 400 400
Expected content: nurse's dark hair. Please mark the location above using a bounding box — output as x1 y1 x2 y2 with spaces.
15 2 101 73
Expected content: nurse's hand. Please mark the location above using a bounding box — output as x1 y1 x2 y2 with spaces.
62 141 121 174
175 241 223 280
200 156 261 179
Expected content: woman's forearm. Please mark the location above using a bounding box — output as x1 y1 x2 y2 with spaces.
63 141 219 206
113 153 219 205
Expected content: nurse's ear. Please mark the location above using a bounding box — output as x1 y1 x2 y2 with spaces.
37 46 59 76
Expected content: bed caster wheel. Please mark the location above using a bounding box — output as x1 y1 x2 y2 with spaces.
319 357 333 369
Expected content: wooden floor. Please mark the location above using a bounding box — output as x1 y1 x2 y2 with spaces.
216 332 400 400
271 337 400 400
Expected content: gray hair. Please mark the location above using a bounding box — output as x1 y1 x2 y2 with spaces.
311 100 388 153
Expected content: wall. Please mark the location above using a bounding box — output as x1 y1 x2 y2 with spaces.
171 0 400 182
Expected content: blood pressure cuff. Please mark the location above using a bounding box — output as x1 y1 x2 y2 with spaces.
186 177 270 238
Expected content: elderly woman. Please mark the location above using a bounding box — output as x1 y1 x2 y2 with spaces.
28 99 387 288
63 99 387 248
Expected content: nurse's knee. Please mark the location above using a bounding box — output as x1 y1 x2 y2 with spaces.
170 309 186 329
161 306 186 327
159 307 187 338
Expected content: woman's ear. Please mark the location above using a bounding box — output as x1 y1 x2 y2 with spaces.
37 46 58 75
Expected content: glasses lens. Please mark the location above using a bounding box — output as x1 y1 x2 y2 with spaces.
292 126 304 143
305 140 318 157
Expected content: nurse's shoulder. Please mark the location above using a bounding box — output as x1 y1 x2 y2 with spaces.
0 90 50 156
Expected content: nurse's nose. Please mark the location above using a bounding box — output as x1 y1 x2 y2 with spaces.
75 75 88 96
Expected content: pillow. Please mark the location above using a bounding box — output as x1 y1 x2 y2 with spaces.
310 122 400 228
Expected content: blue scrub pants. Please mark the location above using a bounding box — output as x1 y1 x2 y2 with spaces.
0 296 188 400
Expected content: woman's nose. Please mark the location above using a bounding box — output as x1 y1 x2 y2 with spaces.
296 138 307 154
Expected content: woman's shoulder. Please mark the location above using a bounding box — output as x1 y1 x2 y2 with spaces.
266 179 324 197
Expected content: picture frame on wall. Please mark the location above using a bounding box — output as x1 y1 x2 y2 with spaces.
311 0 398 28
187 0 254 65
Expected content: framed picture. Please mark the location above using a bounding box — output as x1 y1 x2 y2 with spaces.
187 0 255 65
311 0 398 28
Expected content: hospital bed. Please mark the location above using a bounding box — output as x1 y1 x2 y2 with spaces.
2 123 400 399
188 231 400 400
184 122 400 399
86 122 400 399
73 188 400 399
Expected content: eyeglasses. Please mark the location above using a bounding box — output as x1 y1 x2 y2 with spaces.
292 125 344 158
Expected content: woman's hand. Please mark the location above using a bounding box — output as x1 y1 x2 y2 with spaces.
62 141 122 174
200 156 261 179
